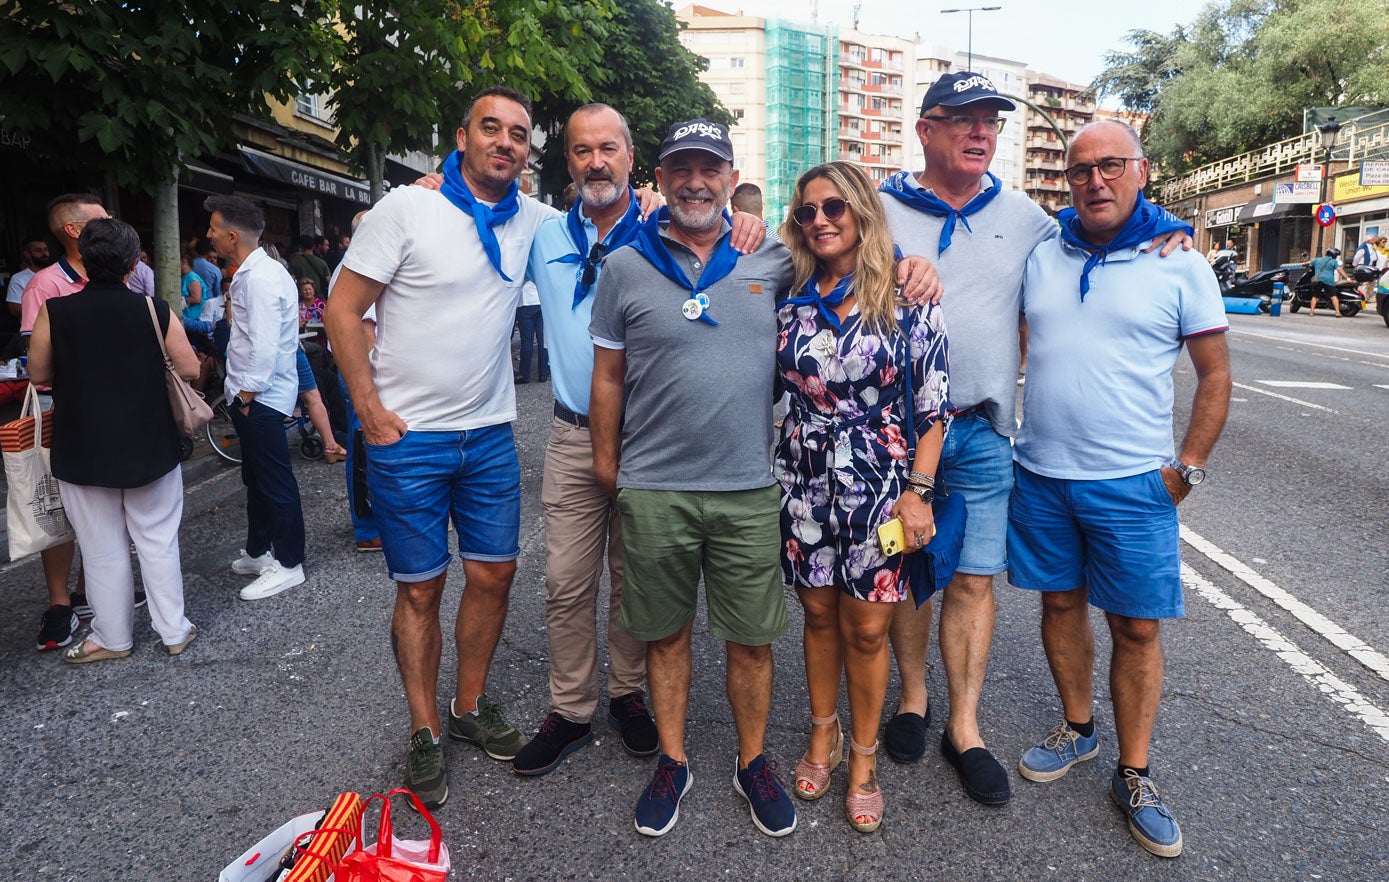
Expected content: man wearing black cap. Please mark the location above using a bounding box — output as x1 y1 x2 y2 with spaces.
877 72 1188 807
589 118 799 838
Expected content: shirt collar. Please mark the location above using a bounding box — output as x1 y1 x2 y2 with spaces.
908 173 996 199
56 255 85 284
234 247 267 277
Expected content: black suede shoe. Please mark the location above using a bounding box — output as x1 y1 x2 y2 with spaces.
884 700 932 763
512 713 592 777
940 732 1011 805
608 692 660 756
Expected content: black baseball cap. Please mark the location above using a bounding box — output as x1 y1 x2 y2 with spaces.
658 119 734 163
919 71 1016 115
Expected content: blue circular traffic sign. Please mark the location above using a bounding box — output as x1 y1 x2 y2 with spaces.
1316 203 1337 227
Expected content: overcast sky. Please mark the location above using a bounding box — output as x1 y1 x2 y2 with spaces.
709 0 1199 87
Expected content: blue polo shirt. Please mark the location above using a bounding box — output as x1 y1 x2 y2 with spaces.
1015 236 1228 480
528 212 608 416
1310 255 1341 285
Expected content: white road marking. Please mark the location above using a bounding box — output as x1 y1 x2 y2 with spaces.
1229 328 1389 364
1183 563 1389 743
1231 381 1341 414
1376 385 1389 391
1182 525 1389 683
1256 380 1351 390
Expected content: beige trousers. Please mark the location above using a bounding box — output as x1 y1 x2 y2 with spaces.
542 417 646 722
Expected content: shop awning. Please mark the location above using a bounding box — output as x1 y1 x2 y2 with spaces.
1237 200 1305 223
179 158 234 195
238 146 372 206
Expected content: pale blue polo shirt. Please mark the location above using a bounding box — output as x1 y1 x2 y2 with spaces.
528 213 605 416
1014 238 1228 480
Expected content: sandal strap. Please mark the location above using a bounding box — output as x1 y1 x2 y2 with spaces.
849 737 879 756
810 712 839 727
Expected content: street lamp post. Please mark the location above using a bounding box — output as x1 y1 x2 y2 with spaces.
940 6 1001 70
1313 117 1342 258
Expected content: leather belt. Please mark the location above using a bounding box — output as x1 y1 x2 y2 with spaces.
554 401 590 429
947 403 984 418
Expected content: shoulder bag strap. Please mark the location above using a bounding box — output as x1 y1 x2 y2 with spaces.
145 298 175 369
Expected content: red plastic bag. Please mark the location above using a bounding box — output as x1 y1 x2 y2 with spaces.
334 789 450 882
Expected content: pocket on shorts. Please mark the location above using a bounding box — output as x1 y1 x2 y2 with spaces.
1146 469 1176 509
364 430 410 451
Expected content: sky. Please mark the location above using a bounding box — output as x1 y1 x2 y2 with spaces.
708 0 1199 87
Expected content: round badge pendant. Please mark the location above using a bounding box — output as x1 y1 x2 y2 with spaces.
695 292 710 308
681 298 704 321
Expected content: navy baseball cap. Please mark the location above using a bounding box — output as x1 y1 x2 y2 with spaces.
658 119 734 162
919 72 1017 115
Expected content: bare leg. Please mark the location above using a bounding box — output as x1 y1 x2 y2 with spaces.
41 541 76 607
798 586 842 764
453 559 517 713
393 573 446 735
888 598 933 717
300 388 345 455
1040 587 1095 724
841 597 896 805
939 572 996 750
1107 612 1163 768
727 640 774 767
648 621 694 761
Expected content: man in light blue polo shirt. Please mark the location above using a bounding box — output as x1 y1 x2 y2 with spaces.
1007 120 1231 859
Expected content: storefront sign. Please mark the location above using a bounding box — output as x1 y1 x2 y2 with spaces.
1360 160 1389 187
239 146 372 206
1204 206 1239 228
1295 163 1324 183
1273 182 1320 203
1330 170 1389 204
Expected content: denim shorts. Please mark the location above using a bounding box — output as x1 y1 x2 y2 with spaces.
295 348 316 395
940 412 1013 576
1006 465 1183 620
365 424 521 582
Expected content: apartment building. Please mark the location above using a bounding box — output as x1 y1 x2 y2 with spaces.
1022 72 1096 213
837 30 913 185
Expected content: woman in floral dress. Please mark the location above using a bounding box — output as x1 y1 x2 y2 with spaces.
775 161 950 833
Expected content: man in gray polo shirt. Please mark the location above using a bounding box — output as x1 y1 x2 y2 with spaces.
589 119 797 839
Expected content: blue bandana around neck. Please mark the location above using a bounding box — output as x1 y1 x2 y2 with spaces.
879 170 1002 253
547 188 643 309
1055 191 1192 299
438 150 520 282
628 207 740 327
778 270 855 333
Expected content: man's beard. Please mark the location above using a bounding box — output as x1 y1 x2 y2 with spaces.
578 173 626 210
667 186 725 233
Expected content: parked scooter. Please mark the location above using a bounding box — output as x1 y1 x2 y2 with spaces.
1287 255 1365 317
1211 254 1299 314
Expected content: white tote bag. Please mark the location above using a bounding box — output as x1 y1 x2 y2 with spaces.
2 384 74 560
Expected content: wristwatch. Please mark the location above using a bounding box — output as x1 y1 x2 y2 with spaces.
1169 460 1207 487
234 393 252 410
906 483 935 503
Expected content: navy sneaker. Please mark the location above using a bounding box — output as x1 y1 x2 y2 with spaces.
512 713 592 777
635 754 692 837
1019 722 1100 783
733 754 796 837
1110 768 1183 858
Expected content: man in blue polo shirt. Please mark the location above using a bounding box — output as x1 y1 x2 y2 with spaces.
1007 120 1232 859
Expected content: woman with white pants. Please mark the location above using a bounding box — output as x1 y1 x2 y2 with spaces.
27 217 200 662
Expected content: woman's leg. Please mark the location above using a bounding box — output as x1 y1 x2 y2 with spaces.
56 481 136 652
797 585 842 763
300 388 346 455
840 596 898 809
124 467 194 646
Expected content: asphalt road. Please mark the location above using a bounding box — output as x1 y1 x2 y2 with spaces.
1 308 1386 882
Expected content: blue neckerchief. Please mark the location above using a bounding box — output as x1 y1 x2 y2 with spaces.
628 207 740 327
1056 190 1192 299
778 270 855 333
437 150 520 282
547 189 643 309
879 171 1002 253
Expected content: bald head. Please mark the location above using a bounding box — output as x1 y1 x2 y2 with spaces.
1066 120 1144 165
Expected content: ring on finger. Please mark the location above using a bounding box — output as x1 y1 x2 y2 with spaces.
914 532 926 545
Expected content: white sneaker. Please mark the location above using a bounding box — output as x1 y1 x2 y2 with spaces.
231 549 276 576
239 562 306 601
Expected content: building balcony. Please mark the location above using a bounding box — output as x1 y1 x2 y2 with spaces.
1028 157 1064 172
1026 178 1068 193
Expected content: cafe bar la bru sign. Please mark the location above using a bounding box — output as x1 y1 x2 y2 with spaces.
239 146 373 206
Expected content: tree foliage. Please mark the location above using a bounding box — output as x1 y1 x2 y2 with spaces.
325 0 616 201
1093 0 1389 173
533 0 732 198
0 1 337 191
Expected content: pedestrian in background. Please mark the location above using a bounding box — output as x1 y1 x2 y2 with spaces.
207 194 308 602
25 217 199 663
513 280 547 383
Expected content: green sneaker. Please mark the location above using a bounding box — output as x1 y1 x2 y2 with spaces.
447 694 524 760
404 728 448 809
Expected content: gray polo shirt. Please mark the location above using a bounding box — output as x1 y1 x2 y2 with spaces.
880 176 1056 437
590 225 793 491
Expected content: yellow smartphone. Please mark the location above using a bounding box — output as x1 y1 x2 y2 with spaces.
877 518 906 556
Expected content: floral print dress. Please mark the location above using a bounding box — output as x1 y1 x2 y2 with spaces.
775 299 950 602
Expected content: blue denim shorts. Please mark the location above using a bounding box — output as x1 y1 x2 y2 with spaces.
365 424 521 582
1006 465 1183 620
940 412 1013 576
295 348 317 395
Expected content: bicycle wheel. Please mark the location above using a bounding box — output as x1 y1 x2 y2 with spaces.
206 402 242 464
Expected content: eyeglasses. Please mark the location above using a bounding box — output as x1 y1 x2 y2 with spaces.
792 198 849 227
922 114 1006 134
1063 157 1142 187
579 242 608 287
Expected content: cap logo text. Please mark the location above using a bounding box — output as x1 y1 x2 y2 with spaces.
952 75 997 93
671 122 726 141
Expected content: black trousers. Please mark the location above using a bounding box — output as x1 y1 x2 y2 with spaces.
229 400 305 567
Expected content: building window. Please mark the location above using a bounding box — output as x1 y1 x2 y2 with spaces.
731 57 746 68
731 108 745 121
295 86 333 123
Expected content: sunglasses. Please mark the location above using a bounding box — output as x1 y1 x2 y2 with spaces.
579 242 608 287
792 198 849 227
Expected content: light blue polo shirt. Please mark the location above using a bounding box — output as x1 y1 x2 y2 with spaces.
1014 237 1228 480
528 212 606 415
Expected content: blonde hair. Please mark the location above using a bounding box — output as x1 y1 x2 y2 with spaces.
779 161 898 334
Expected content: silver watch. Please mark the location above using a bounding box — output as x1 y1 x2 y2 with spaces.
1169 460 1207 487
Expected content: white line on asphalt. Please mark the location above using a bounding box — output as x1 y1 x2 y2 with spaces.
1183 563 1389 743
1376 384 1389 390
1229 328 1389 364
1256 380 1351 389
1182 525 1389 683
1231 381 1341 414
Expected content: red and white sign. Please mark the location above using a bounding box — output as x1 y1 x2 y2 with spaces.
1315 203 1337 227
1296 163 1325 183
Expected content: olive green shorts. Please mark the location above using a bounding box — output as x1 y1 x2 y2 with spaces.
615 486 788 646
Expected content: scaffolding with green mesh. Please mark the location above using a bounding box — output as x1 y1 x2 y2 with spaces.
763 19 838 226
